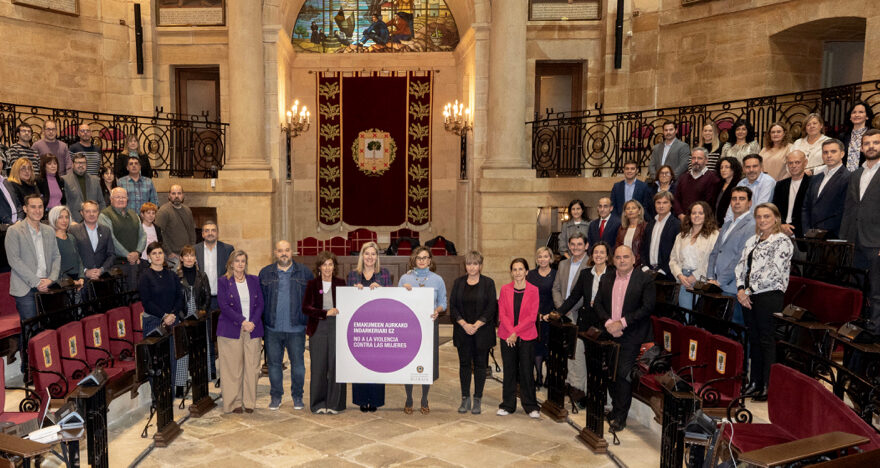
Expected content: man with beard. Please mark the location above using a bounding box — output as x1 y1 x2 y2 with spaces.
195 221 234 311
155 184 196 268
5 123 40 177
841 128 880 272
259 240 314 411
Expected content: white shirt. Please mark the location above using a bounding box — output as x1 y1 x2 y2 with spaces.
590 265 606 304
649 213 670 268
817 164 842 197
786 178 803 224
236 280 251 320
859 160 880 200
85 222 100 251
28 222 47 279
204 244 218 295
661 141 673 165
565 257 584 299
690 166 709 179
624 227 636 249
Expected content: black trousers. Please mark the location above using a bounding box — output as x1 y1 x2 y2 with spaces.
867 255 880 335
499 338 539 413
309 317 346 412
609 339 641 424
456 334 489 398
743 290 783 389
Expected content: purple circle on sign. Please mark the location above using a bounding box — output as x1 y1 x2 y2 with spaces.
347 298 421 373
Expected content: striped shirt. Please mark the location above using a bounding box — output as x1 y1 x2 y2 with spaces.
69 142 103 176
6 143 40 178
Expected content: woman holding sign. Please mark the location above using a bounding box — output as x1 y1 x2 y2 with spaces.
399 246 447 415
304 251 347 414
497 258 541 418
449 251 497 415
347 242 393 412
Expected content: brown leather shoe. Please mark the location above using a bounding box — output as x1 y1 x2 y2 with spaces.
403 405 413 415
232 407 243 414
420 405 430 415
244 408 254 414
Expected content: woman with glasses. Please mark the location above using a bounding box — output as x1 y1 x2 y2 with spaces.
399 247 446 415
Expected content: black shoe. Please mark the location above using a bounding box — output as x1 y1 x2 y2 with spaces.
751 387 768 402
368 405 377 412
175 386 184 398
609 418 626 432
743 382 760 396
360 405 369 413
577 396 589 409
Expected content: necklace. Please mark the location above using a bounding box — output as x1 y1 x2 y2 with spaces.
415 271 429 287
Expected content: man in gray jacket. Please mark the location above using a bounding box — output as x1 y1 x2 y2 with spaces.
648 121 691 178
4 194 60 370
62 154 105 222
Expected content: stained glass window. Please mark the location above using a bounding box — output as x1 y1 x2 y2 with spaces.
292 0 459 53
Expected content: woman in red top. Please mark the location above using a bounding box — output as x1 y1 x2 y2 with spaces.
496 258 541 418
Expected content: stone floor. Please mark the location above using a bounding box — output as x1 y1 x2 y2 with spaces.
5 326 770 467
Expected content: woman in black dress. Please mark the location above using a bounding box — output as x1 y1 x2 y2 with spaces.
449 250 497 415
526 246 556 389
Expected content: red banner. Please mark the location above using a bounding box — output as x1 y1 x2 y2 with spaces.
317 71 432 228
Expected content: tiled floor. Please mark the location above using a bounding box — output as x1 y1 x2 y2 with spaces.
6 326 770 467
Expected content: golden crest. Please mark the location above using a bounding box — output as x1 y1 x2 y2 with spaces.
352 129 397 176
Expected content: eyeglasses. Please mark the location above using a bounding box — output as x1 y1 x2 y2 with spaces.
416 256 430 261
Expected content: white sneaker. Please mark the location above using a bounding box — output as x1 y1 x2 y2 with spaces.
496 409 510 416
528 410 541 419
315 408 327 414
326 409 339 415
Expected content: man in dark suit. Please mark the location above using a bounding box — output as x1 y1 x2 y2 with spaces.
641 191 681 280
802 139 850 239
195 220 235 311
587 197 620 247
841 129 880 270
69 200 116 282
62 154 105 222
594 245 656 432
648 121 691 178
611 161 652 220
772 150 811 239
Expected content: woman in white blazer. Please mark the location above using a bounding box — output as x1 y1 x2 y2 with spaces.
669 201 720 309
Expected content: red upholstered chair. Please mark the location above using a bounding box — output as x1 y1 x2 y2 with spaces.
131 302 145 344
347 228 377 255
296 237 324 256
56 321 91 383
391 228 418 243
716 119 734 143
722 364 880 455
0 273 22 348
397 239 413 256
785 276 862 325
639 319 694 392
0 358 39 425
676 326 713 384
81 314 136 376
106 306 135 360
327 236 350 256
429 237 448 257
694 334 744 408
28 329 68 399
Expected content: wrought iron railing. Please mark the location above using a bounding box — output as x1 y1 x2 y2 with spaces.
0 103 227 178
528 80 880 177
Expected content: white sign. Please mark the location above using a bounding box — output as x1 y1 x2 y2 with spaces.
336 287 434 384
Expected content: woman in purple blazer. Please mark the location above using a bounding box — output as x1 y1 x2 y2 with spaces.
216 249 264 414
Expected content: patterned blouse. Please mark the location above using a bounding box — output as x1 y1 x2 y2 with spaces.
734 232 793 296
720 140 761 165
346 267 392 288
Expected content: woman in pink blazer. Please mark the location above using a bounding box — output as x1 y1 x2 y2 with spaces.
496 258 541 418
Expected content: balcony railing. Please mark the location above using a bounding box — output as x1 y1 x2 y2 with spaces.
528 80 880 177
0 103 228 178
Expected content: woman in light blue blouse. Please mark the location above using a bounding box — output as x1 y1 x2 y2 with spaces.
399 246 447 414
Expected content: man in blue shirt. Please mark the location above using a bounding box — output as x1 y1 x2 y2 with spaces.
259 240 313 410
611 161 651 220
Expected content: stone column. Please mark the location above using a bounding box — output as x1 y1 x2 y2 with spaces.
485 0 528 169
224 0 268 172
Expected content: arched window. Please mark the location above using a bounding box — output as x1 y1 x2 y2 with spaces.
292 0 459 53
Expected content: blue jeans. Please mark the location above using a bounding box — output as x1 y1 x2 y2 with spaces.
15 289 37 372
678 269 695 310
265 329 305 400
721 286 744 326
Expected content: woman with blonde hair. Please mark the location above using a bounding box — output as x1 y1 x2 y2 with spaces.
791 113 830 173
216 250 264 413
346 241 392 412
48 205 83 287
7 157 40 208
695 121 722 171
526 246 555 389
615 200 648 266
735 203 792 401
759 122 793 180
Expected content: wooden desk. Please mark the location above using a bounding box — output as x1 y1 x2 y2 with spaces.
809 447 880 467
0 432 53 467
738 431 869 467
